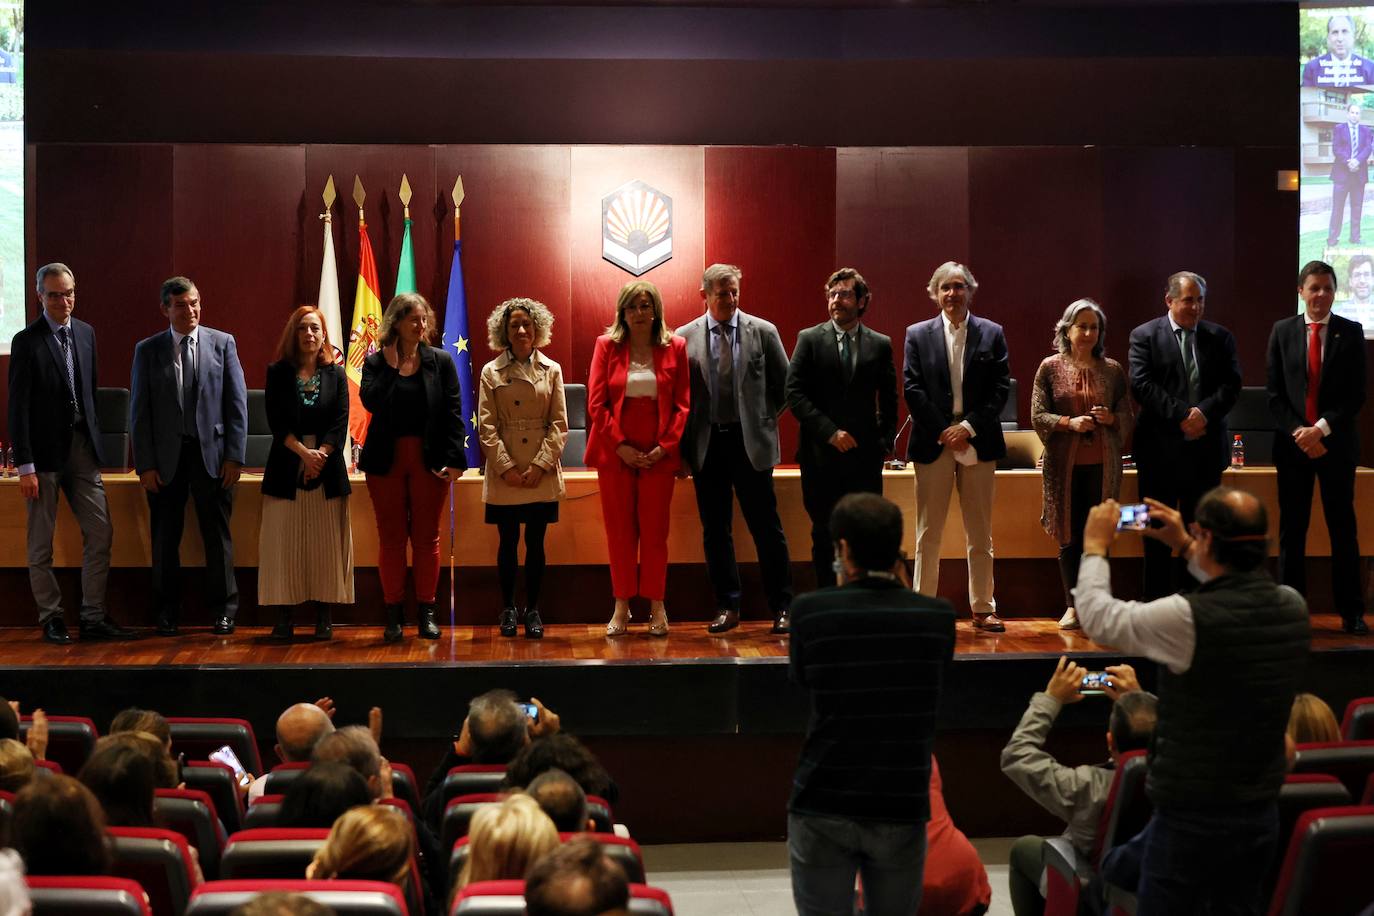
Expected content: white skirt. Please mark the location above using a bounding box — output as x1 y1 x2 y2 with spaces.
258 485 355 606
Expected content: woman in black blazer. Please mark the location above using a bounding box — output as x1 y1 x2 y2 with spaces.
360 293 466 642
258 306 353 640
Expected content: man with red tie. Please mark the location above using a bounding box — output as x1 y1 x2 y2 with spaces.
1266 260 1368 634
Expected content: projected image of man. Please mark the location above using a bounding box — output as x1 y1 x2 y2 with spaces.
1303 15 1374 87
1338 255 1374 328
1328 101 1373 247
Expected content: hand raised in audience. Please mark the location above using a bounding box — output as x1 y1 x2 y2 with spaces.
369 706 383 745
1102 664 1140 701
528 697 561 739
26 708 48 761
1046 656 1089 705
314 697 337 719
1082 500 1122 557
377 755 394 800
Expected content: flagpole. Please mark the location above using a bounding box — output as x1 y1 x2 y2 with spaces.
448 178 465 630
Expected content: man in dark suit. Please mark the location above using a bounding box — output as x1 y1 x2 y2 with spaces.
788 492 955 915
1128 270 1242 599
787 268 897 589
7 263 135 643
1328 100 1373 246
130 276 248 636
1267 260 1368 634
903 261 1011 631
678 263 793 634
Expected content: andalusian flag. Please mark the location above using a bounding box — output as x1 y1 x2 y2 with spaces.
441 185 481 469
345 218 383 444
395 216 416 296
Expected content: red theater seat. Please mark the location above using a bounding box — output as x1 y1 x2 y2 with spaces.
442 793 503 853
242 794 283 829
180 761 243 835
185 879 408 915
441 765 507 805
166 718 263 775
261 761 310 795
1090 749 1151 870
21 714 99 775
390 762 422 813
153 788 228 881
107 826 198 916
219 827 329 880
26 875 153 915
450 879 673 916
1291 740 1374 799
1266 805 1374 916
1341 697 1374 741
1364 773 1374 806
34 758 63 775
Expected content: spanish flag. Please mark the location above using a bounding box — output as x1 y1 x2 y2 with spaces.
345 218 382 444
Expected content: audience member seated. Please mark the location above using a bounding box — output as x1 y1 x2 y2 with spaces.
917 756 991 916
278 760 373 829
527 768 595 834
306 804 415 890
456 793 560 892
11 773 111 876
421 691 560 826
0 849 29 916
1001 657 1157 916
524 836 630 916
109 707 173 754
1288 692 1341 744
0 739 35 793
1 697 48 763
250 700 338 802
229 891 335 916
502 733 618 806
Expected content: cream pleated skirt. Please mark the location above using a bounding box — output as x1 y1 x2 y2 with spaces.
258 485 355 606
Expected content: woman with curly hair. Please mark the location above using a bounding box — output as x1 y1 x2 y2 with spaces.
477 298 567 639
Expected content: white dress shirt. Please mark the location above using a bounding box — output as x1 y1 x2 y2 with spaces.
940 311 979 463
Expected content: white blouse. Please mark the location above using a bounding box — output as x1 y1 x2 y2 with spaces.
625 358 657 398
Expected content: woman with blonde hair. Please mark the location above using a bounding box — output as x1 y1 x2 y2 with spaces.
478 298 567 639
584 280 690 636
306 805 414 888
360 293 466 641
456 792 561 890
259 305 353 640
1287 692 1341 744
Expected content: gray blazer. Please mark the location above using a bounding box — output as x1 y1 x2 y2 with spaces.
677 310 790 472
130 325 248 480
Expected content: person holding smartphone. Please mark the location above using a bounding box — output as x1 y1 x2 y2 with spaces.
359 293 467 642
1031 298 1133 630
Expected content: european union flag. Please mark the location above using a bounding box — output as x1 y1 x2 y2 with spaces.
441 237 482 469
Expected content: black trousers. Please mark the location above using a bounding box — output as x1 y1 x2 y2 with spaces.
1274 436 1366 621
1136 442 1222 601
799 451 883 589
691 425 792 614
148 437 239 621
1057 463 1104 609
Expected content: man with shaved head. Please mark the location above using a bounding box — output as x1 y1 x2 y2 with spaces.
247 699 335 802
1074 487 1309 914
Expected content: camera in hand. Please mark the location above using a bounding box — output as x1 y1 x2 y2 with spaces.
1080 672 1112 695
1117 503 1151 531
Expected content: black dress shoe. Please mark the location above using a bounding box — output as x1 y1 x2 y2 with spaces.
383 603 404 643
79 617 138 640
707 609 740 634
771 609 790 635
523 608 544 640
42 619 73 645
212 616 236 635
155 615 180 637
268 609 293 642
1344 617 1370 635
314 604 332 641
417 603 440 640
499 607 518 638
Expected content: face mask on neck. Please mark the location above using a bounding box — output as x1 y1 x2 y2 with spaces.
1186 535 1213 584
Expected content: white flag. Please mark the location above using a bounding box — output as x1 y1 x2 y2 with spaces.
319 210 344 365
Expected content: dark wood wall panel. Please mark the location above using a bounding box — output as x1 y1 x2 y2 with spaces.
704 146 837 463
568 146 705 385
171 145 308 375
969 148 1105 426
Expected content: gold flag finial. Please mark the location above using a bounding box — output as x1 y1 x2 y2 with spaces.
399 174 412 219
352 175 366 221
452 176 465 238
321 175 336 222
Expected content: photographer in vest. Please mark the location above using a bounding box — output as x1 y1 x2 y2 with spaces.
1073 487 1309 915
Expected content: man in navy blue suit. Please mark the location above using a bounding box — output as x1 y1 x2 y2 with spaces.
1328 100 1373 246
130 277 248 636
8 263 135 643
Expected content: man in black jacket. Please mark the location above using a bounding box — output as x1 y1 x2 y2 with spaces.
787 268 897 589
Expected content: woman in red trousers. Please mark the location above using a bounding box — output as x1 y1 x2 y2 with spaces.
585 280 690 637
359 293 466 642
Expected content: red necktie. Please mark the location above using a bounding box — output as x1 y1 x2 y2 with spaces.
1306 323 1322 425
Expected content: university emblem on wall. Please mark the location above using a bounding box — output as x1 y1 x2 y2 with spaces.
601 180 673 276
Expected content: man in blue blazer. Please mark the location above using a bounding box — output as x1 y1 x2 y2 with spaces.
7 263 135 643
130 277 248 635
1267 261 1368 634
903 261 1011 631
1128 271 1241 599
1328 100 1373 247
679 263 794 634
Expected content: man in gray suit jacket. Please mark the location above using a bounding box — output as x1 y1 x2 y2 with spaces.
130 276 248 636
679 263 793 634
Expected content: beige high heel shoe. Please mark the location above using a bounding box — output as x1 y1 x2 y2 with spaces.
648 600 669 637
606 600 631 637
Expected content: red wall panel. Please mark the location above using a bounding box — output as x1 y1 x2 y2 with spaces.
569 146 705 384
704 146 837 464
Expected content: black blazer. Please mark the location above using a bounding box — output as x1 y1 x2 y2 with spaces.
357 343 467 475
261 360 351 500
1128 315 1241 471
6 316 104 471
902 313 1010 464
787 321 897 466
1266 313 1367 465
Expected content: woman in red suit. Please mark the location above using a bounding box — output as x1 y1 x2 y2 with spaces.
585 280 690 637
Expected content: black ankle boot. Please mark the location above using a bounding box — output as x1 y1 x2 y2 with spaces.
418 602 440 639
383 603 404 643
523 607 544 639
269 609 293 641
499 607 518 637
314 603 332 641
